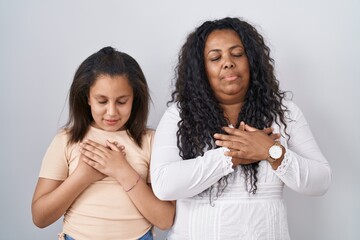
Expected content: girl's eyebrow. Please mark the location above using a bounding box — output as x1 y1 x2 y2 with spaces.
93 94 130 99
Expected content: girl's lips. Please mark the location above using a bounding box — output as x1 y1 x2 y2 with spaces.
104 119 119 125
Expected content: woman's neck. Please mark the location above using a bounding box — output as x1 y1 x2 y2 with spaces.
220 102 244 126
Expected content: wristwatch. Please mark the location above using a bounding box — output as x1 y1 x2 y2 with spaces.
267 142 284 163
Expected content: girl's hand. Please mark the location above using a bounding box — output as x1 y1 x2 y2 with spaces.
75 153 106 183
79 139 130 179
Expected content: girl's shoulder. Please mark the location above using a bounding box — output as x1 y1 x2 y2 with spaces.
139 128 154 147
143 128 155 142
144 128 155 135
50 128 78 150
50 129 70 145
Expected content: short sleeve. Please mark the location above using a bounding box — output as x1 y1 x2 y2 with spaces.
38 130 70 181
144 129 155 183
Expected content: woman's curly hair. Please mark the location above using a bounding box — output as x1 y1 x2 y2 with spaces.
169 17 288 198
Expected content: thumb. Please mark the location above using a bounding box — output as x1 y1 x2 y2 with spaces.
238 121 245 131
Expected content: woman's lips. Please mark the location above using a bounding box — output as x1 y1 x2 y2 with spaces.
222 75 239 81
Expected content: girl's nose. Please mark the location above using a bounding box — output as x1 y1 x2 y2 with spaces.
107 102 118 116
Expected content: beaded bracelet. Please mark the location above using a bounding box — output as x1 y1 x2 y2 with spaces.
124 175 141 192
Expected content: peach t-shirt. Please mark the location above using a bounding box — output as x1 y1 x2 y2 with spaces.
39 126 154 240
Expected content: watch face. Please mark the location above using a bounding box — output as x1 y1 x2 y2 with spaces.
269 145 282 159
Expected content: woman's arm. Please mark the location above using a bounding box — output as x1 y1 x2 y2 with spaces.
273 101 331 195
149 105 234 200
31 156 105 228
80 140 175 230
214 101 331 196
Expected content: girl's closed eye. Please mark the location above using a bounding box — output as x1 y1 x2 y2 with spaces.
117 97 130 105
95 97 108 104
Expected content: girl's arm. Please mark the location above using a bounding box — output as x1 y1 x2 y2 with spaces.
80 140 175 230
31 156 105 228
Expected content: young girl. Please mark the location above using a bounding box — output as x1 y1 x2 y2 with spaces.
32 46 175 240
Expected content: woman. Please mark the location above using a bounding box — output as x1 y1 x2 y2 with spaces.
150 17 331 239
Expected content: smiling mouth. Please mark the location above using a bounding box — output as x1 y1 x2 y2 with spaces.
105 119 119 125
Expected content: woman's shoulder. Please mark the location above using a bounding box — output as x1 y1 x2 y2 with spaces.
282 98 303 113
166 102 180 113
283 98 297 109
282 99 305 122
160 103 180 121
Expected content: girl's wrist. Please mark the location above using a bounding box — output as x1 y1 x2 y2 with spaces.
115 167 140 189
123 175 141 192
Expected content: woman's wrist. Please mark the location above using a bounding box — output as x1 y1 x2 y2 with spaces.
267 143 286 170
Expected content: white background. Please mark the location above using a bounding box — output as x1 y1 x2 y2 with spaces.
0 0 359 239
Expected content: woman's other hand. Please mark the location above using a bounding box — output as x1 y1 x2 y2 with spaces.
214 122 280 165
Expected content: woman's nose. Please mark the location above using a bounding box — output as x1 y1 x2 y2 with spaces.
223 57 235 69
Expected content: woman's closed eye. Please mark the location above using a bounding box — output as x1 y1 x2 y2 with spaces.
209 55 221 61
232 51 245 57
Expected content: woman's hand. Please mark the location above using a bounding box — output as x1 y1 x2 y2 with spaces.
214 122 280 165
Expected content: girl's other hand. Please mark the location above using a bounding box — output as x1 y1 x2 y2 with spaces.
79 139 130 179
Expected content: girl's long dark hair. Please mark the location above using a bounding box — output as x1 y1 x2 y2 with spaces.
64 46 150 147
170 17 288 197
